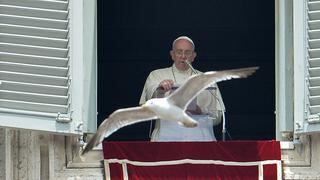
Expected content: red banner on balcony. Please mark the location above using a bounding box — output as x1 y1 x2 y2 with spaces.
103 141 281 180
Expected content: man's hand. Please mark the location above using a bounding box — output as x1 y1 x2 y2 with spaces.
159 79 174 92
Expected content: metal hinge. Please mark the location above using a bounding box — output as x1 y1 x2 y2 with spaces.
308 114 320 124
56 113 72 123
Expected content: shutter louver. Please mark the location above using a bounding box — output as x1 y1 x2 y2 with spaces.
0 0 70 116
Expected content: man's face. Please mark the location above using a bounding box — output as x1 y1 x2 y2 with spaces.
170 39 197 71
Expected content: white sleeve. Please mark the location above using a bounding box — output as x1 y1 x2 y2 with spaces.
139 71 160 105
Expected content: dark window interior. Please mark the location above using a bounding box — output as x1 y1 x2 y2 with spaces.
97 0 275 141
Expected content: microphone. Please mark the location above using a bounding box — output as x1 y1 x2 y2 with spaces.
185 60 198 75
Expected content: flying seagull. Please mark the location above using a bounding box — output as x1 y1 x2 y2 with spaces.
81 66 259 155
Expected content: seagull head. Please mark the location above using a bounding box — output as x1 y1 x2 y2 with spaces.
143 98 170 113
143 99 158 109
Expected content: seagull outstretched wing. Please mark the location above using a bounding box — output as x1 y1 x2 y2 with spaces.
167 66 259 109
81 106 157 155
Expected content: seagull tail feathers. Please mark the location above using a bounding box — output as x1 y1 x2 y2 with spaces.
179 120 198 127
178 115 198 127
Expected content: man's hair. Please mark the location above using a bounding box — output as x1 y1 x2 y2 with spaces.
172 36 195 50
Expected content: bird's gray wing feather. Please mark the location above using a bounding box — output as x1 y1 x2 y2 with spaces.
81 106 157 155
167 66 259 109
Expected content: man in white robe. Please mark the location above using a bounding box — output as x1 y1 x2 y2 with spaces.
139 36 225 141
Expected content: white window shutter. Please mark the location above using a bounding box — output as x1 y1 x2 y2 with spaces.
308 0 320 117
0 0 96 134
295 0 320 134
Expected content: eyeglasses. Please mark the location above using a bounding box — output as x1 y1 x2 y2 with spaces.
174 50 194 57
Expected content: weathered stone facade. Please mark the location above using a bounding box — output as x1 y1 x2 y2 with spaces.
0 128 104 180
1 128 320 179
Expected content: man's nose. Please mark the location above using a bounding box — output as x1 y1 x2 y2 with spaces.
182 53 188 58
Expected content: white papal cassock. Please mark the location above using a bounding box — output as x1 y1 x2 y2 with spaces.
140 64 225 141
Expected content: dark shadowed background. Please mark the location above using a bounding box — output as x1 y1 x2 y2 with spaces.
97 0 275 141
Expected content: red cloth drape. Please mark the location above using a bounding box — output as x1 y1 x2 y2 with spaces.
103 141 281 180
